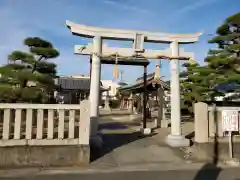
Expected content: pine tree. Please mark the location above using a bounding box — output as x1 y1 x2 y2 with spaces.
181 12 240 105
0 37 59 103
180 61 208 113
202 12 240 100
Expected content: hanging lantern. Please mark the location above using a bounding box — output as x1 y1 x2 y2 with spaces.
154 60 161 80
152 60 161 88
128 93 133 100
154 65 161 80
113 53 119 80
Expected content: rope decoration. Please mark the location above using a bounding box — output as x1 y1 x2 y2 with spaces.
113 53 119 80
93 52 101 57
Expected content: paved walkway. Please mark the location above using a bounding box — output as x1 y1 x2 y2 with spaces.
91 109 192 168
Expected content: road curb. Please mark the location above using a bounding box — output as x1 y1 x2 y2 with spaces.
0 162 235 178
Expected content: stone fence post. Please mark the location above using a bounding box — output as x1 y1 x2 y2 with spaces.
194 102 209 143
79 100 91 145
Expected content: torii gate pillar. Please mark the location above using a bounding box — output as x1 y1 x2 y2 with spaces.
89 36 102 137
165 41 189 147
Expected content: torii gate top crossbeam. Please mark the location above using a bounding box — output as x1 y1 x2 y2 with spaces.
66 20 201 44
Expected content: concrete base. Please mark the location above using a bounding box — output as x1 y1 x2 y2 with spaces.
153 119 169 128
189 143 240 163
104 107 111 111
104 103 111 111
130 114 143 122
161 119 170 128
128 108 133 114
133 107 137 114
165 135 190 148
225 158 240 167
141 128 152 135
154 118 160 128
129 114 137 121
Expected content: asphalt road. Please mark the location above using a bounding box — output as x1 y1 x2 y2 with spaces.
2 168 240 180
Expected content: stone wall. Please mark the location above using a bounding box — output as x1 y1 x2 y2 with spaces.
190 142 240 162
194 102 240 143
0 100 91 167
0 145 89 167
193 102 240 162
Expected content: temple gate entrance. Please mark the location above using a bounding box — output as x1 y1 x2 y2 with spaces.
66 21 201 147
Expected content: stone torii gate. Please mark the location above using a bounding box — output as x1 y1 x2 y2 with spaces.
66 21 201 147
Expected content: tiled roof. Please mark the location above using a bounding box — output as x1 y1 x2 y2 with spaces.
118 75 170 92
136 72 155 81
56 77 105 90
58 77 90 90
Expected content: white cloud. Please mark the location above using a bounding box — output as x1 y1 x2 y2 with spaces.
177 0 219 14
103 0 151 14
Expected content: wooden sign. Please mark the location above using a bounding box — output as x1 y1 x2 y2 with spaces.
222 110 239 132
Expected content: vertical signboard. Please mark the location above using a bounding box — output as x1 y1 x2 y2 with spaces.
222 110 239 159
222 110 239 132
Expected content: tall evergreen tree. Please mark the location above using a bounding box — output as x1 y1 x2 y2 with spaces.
203 12 240 100
181 12 240 105
180 61 206 113
0 37 59 103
